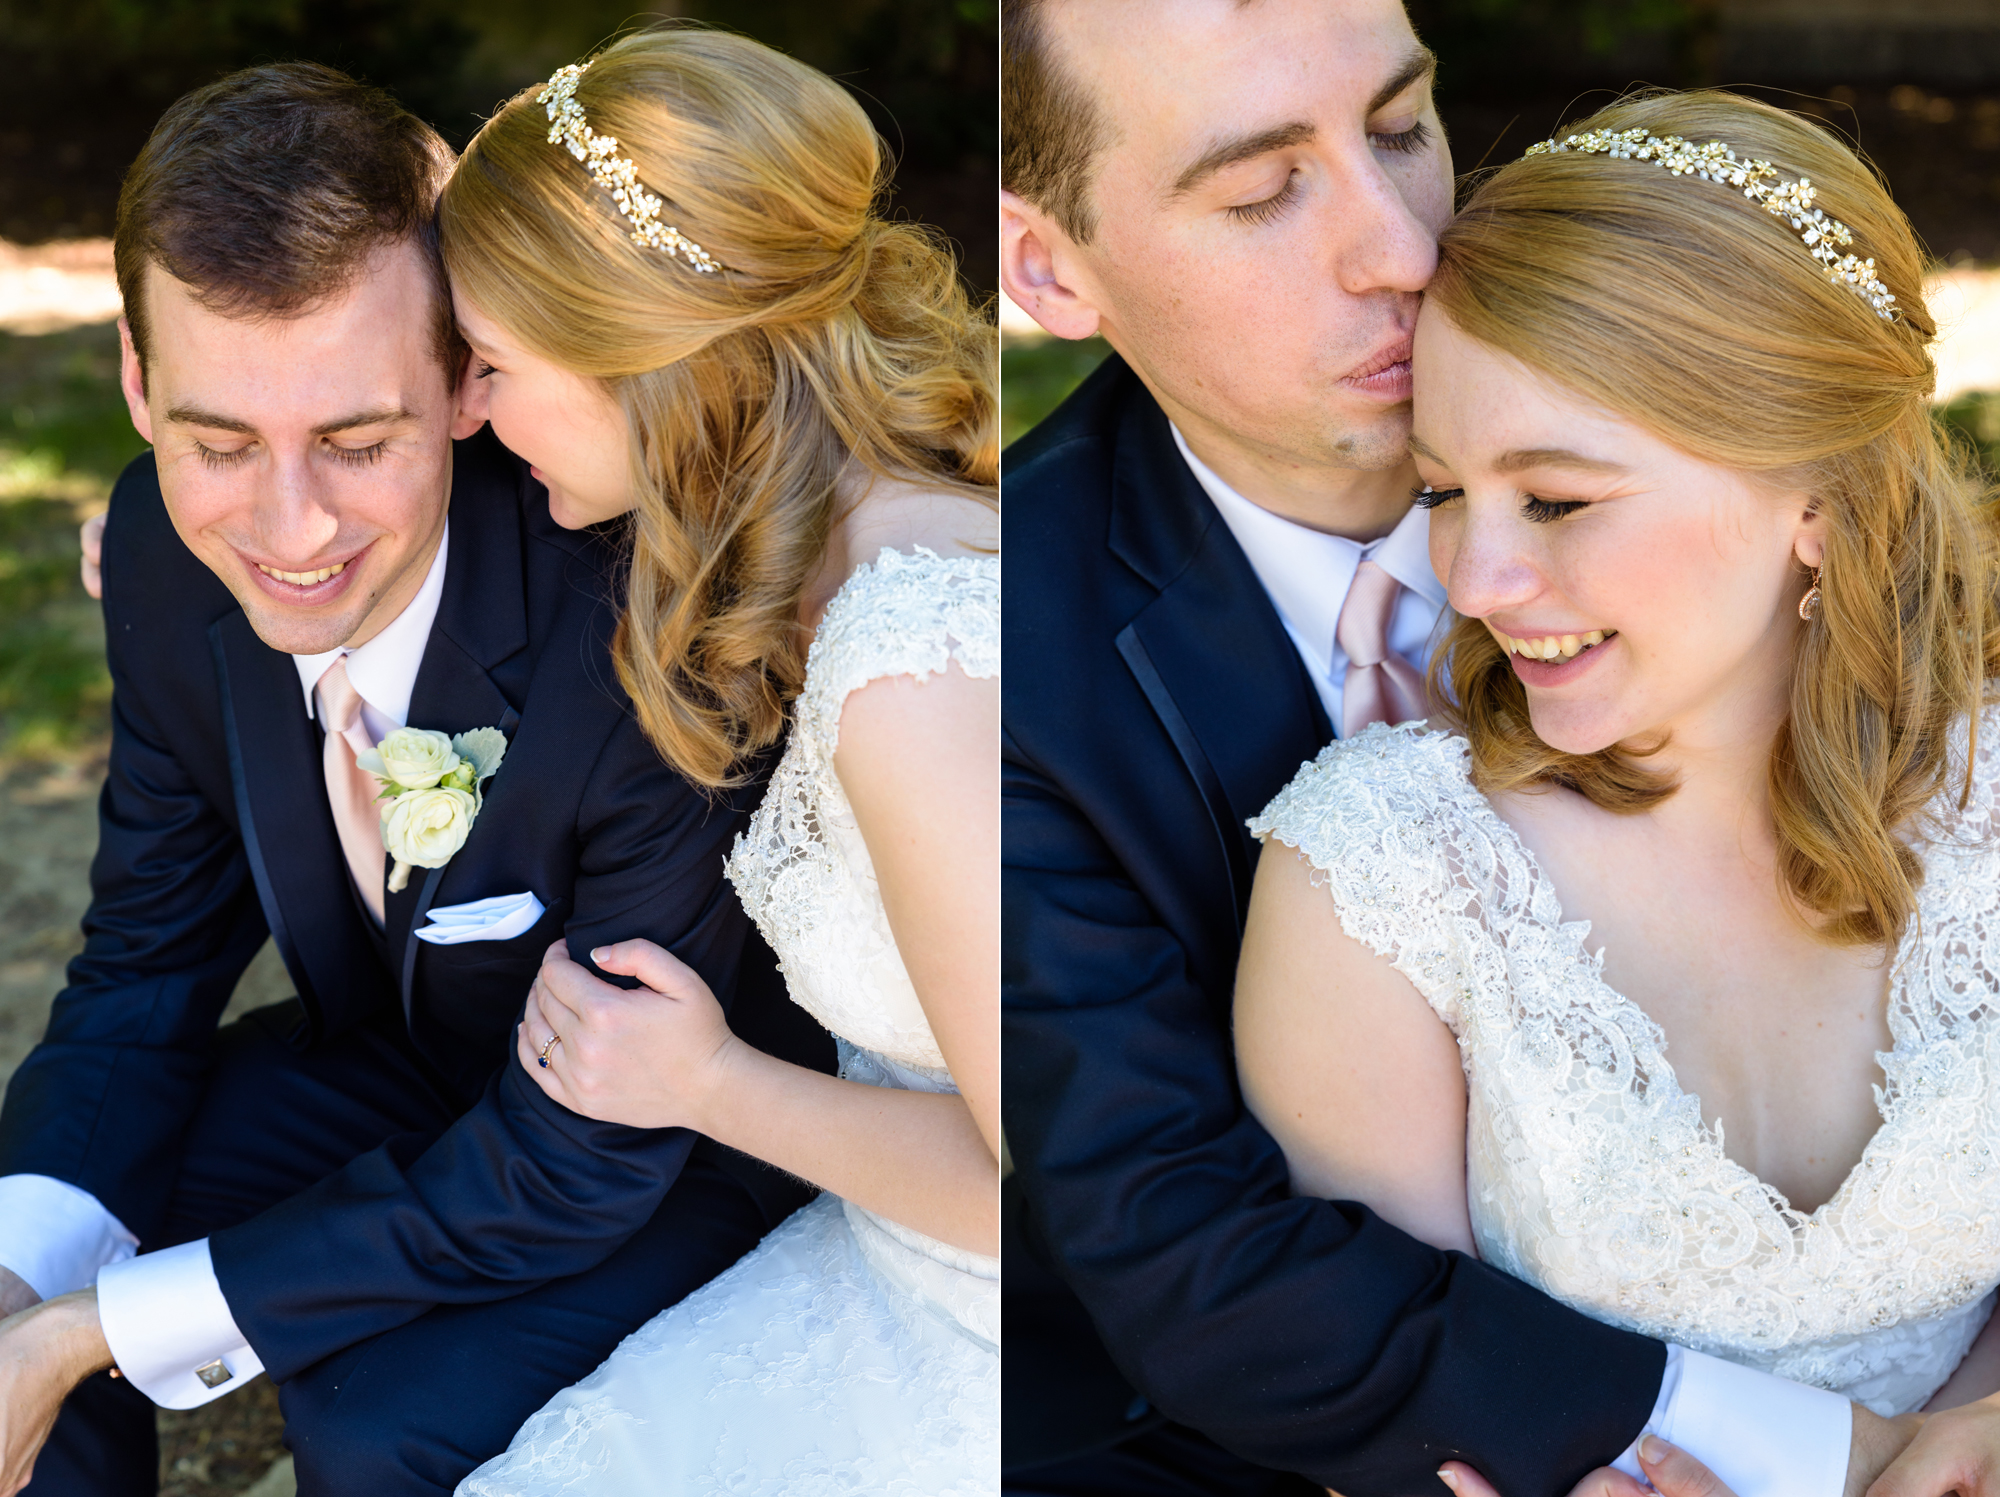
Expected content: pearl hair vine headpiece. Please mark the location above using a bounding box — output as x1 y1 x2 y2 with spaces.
1522 128 1897 322
537 62 722 274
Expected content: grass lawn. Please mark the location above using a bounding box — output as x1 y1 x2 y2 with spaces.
0 322 147 759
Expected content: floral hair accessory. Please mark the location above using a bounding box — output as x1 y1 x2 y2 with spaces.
1522 128 1897 322
537 61 722 274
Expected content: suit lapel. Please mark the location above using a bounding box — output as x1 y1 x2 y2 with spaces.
387 453 532 1014
210 613 391 1038
1108 391 1331 937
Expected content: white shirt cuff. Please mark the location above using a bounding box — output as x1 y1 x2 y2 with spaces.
0 1175 137 1301
96 1238 263 1408
1615 1346 1852 1497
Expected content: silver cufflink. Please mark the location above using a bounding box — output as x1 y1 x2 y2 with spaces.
195 1359 233 1389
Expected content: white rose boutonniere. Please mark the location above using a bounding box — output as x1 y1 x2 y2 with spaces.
356 725 509 892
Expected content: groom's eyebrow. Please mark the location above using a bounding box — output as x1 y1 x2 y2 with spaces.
311 405 418 436
161 404 416 436
1166 46 1438 200
1368 47 1438 117
1171 121 1317 198
164 404 255 433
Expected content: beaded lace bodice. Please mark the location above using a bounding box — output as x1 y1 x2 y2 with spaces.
1250 716 2000 1417
726 544 999 1084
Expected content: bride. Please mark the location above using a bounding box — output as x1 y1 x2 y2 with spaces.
430 28 997 1494
1236 89 2000 1488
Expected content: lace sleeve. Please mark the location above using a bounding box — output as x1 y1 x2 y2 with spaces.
1248 722 1477 1029
796 547 999 757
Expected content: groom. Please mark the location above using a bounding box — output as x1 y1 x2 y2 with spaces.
1001 2 1905 1495
0 63 818 1496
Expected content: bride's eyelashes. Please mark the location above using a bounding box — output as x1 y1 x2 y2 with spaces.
473 359 498 379
1521 495 1588 523
1411 484 1590 524
1226 172 1302 227
1370 118 1434 155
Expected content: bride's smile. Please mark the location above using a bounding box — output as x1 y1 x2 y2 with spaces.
1411 302 1819 763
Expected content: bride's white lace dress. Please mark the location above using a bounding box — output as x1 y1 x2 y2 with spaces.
1250 715 2000 1417
459 546 1000 1495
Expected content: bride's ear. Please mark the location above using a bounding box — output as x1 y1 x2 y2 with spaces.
1002 190 1104 343
1793 494 1827 571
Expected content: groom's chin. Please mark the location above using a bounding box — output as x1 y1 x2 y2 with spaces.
1324 403 1417 472
228 580 377 658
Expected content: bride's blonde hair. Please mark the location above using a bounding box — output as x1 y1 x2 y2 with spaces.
440 25 996 789
1427 90 2000 948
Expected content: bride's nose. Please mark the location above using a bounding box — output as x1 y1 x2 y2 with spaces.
1439 505 1547 622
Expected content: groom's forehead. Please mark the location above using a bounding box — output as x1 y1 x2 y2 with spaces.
1054 0 1421 183
145 249 446 427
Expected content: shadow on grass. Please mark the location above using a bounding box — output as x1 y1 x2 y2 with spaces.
0 322 148 759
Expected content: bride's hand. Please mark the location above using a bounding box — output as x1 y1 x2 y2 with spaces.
1866 1395 2000 1497
1438 1438 1740 1497
516 938 742 1132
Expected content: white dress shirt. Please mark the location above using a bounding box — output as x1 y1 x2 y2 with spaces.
1170 425 1446 729
1168 433 1854 1496
0 526 449 1409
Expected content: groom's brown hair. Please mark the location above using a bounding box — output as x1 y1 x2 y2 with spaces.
114 62 462 392
1002 0 1115 243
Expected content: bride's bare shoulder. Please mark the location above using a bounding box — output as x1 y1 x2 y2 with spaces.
837 470 997 565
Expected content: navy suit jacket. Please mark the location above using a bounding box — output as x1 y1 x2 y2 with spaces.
0 428 812 1381
1001 356 1667 1496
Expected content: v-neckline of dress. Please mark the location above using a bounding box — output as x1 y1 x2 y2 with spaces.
1454 765 1920 1228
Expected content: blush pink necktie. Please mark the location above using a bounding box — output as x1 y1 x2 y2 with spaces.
315 656 387 926
1336 558 1430 738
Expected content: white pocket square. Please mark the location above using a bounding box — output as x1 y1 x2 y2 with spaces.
414 891 547 946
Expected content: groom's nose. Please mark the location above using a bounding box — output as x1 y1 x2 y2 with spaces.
1327 153 1440 298
251 444 344 558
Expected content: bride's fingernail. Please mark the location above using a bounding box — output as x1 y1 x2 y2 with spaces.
1438 1470 1461 1493
1640 1437 1668 1465
590 947 609 964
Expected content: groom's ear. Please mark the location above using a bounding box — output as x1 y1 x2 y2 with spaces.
117 317 155 447
1002 190 1104 343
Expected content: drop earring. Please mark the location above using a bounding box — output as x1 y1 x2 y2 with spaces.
1798 566 1822 622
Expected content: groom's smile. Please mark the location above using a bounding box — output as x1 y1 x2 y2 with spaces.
117 239 481 657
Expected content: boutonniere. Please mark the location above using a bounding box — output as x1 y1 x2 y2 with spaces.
357 726 509 893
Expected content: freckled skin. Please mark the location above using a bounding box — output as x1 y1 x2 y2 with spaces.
1004 0 1453 539
1410 305 1894 1218
118 243 479 657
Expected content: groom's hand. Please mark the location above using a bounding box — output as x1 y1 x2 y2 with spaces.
0 1287 113 1495
1438 1439 1719 1497
1438 1409 1925 1497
